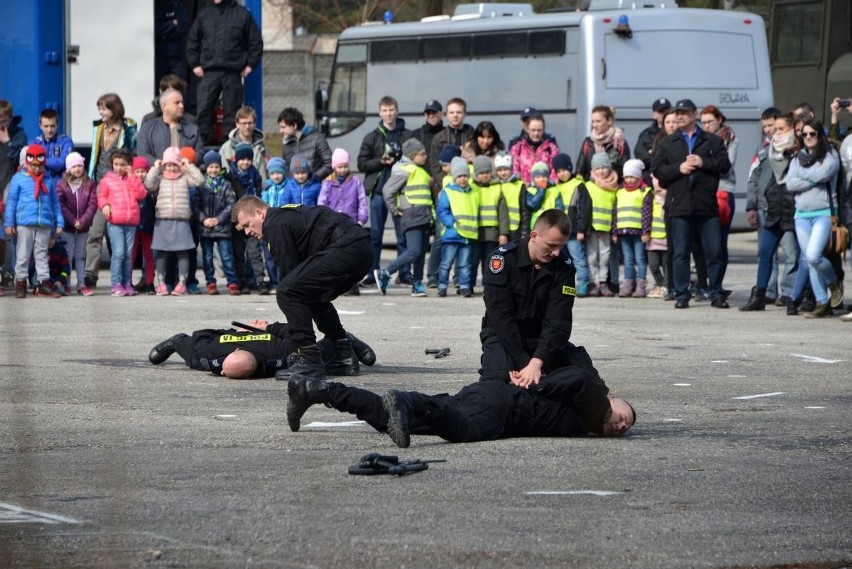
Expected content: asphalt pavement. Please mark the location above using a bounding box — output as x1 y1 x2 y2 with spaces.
1 232 850 569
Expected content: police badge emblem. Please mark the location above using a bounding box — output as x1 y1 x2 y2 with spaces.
489 255 505 273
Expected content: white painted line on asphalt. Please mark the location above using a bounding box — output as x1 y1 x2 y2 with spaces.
673 383 692 386
381 303 396 306
663 419 683 422
303 420 366 428
410 326 423 329
790 354 843 364
525 491 621 497
187 382 216 386
728 375 746 378
733 392 785 400
804 406 826 409
710 360 728 363
215 415 236 420
0 503 80 524
338 310 365 315
758 343 775 346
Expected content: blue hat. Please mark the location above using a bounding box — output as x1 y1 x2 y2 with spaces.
439 144 461 165
290 154 311 174
203 150 222 169
267 157 287 175
234 143 254 162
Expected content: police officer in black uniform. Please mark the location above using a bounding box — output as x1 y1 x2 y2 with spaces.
231 196 373 377
148 319 377 379
285 360 636 447
480 209 579 387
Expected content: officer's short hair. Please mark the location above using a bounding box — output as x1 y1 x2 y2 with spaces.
534 209 571 236
231 195 268 224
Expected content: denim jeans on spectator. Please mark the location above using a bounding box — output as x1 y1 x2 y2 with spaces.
107 223 136 286
670 215 722 301
620 234 647 280
201 236 238 285
439 242 471 291
387 225 428 284
794 215 835 305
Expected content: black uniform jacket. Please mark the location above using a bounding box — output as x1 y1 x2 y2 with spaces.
191 323 292 377
261 205 366 277
482 238 576 371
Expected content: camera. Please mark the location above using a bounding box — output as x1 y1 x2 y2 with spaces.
839 99 852 109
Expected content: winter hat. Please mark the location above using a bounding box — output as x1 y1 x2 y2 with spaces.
493 151 513 170
590 152 612 171
290 154 310 174
551 153 573 173
402 138 425 159
267 157 287 175
203 150 222 170
234 142 254 162
451 156 469 179
439 144 461 165
65 151 85 170
331 148 350 168
179 146 196 165
530 161 550 179
162 146 181 167
472 155 492 175
623 158 645 179
132 156 150 171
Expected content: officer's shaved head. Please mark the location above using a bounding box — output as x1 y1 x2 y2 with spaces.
222 350 258 379
533 209 571 236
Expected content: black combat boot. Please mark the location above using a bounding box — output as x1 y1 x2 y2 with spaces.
799 288 816 313
383 390 415 448
148 333 189 364
283 343 326 378
286 374 332 432
739 286 766 311
325 337 359 376
347 332 376 366
787 298 800 316
15 280 27 299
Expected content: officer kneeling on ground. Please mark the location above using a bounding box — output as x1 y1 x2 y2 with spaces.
149 319 376 379
232 196 374 378
286 351 635 447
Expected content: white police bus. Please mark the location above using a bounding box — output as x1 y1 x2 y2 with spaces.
319 1 774 230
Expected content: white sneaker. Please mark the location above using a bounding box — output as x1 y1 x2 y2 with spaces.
840 311 852 322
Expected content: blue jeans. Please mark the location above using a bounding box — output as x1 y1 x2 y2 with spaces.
107 223 136 286
469 239 497 291
387 225 429 284
201 236 238 285
755 224 799 292
794 215 835 304
439 242 471 291
620 234 647 280
566 237 590 286
670 215 722 301
369 192 409 279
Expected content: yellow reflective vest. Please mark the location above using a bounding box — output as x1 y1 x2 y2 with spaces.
585 181 617 232
498 178 524 231
473 181 503 228
651 198 666 239
615 187 651 230
443 186 479 240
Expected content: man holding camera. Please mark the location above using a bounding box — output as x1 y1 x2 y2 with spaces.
356 96 413 285
828 96 852 144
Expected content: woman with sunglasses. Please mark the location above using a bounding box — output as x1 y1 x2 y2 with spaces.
785 119 843 317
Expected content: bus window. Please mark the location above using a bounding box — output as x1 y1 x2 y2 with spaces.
371 39 419 62
327 43 367 136
529 30 566 56
771 2 823 65
422 35 471 60
473 32 528 57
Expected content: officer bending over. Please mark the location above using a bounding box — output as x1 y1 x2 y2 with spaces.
148 319 376 379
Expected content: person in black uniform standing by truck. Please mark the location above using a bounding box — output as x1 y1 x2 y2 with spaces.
231 196 373 378
480 208 579 387
147 319 377 379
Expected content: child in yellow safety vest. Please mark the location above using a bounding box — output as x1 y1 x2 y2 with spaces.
613 159 652 297
584 152 619 297
642 173 668 299
435 156 479 297
551 153 592 297
426 144 462 288
470 155 509 293
492 151 530 242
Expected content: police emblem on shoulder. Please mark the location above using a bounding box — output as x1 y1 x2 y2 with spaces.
489 255 505 273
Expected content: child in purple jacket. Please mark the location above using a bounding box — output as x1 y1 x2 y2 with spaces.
317 149 368 225
56 152 98 295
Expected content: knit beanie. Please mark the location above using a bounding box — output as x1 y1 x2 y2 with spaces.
451 156 469 179
290 155 310 174
179 146 196 165
267 157 287 175
493 151 512 170
530 161 550 179
331 148 350 168
65 152 85 170
162 146 181 167
203 150 222 170
234 142 254 162
472 155 492 175
132 156 150 171
402 138 425 159
551 153 573 173
622 158 645 179
590 152 612 171
439 144 462 165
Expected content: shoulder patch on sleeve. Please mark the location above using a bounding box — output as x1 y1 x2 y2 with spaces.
497 241 518 253
489 255 505 274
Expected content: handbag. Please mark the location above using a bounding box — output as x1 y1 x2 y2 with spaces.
825 215 850 256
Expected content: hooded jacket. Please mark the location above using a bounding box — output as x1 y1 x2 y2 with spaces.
357 118 413 197
185 0 263 73
57 176 98 233
4 169 63 229
281 126 332 181
97 171 147 226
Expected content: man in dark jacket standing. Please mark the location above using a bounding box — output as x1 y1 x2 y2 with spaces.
357 96 413 284
412 100 444 165
186 0 263 144
232 196 373 378
651 99 731 309
634 98 671 174
278 107 332 180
